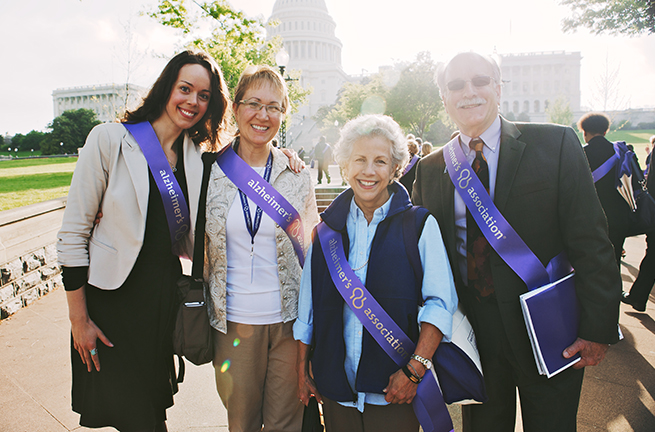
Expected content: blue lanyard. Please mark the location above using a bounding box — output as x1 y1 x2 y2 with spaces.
239 152 273 246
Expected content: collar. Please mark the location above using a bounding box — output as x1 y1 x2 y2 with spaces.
459 116 501 155
321 181 412 231
348 191 393 225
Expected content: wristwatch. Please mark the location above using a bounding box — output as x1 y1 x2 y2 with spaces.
410 354 433 370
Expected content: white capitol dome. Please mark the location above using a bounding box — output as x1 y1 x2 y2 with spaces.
267 0 348 148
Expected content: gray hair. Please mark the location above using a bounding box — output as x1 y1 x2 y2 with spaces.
333 114 409 180
437 52 502 97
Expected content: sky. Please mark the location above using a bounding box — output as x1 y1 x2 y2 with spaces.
1 0 654 136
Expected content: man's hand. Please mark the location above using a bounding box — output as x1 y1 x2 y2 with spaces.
563 337 609 368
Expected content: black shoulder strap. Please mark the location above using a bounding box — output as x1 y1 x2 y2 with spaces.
402 206 430 286
190 152 217 281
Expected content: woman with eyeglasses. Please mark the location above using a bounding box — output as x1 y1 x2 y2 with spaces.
203 64 319 431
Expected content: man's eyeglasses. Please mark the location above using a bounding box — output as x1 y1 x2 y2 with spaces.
239 99 285 116
446 76 494 92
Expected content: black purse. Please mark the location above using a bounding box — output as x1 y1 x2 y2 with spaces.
626 155 655 237
302 397 324 432
172 153 215 366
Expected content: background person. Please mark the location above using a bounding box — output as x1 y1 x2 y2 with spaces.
623 136 655 312
578 112 632 265
420 142 432 157
312 135 332 184
57 50 231 432
204 64 319 432
413 52 620 432
295 114 457 432
399 139 420 197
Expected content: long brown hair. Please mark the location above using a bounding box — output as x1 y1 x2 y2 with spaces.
123 50 232 150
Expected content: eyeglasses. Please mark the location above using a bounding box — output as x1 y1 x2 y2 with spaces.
239 99 285 116
446 76 494 92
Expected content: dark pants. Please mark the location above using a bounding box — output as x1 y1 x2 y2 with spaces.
322 397 419 432
462 297 584 432
608 227 627 265
317 159 330 183
627 232 655 309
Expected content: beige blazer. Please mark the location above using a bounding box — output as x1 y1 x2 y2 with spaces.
203 145 319 333
57 122 203 290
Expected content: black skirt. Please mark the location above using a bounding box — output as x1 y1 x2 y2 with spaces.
71 156 188 431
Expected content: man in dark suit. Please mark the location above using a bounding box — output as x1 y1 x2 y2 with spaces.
412 52 621 432
578 112 632 264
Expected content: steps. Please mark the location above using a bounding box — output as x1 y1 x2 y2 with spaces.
315 186 347 213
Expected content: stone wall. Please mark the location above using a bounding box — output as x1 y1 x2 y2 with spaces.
0 198 66 320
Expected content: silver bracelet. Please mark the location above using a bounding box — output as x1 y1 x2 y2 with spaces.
410 353 433 370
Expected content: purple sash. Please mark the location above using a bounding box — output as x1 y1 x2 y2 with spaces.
403 154 420 176
444 139 571 289
123 122 190 257
592 153 618 183
316 222 454 432
217 145 306 267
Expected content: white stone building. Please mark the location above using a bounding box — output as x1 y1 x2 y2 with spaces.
499 51 582 123
267 0 348 149
52 84 146 124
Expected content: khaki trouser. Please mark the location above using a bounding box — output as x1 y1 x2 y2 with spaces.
212 321 302 432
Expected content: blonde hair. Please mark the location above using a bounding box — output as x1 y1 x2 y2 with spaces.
233 64 289 113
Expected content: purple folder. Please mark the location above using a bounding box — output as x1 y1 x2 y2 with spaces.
519 273 581 378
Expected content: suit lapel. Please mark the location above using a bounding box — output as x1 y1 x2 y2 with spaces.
495 118 526 212
121 128 149 219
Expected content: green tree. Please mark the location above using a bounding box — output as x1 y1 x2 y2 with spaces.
321 75 389 127
149 0 310 112
10 133 24 150
20 130 46 151
316 52 443 139
561 0 655 35
386 52 443 138
41 109 101 155
546 97 574 126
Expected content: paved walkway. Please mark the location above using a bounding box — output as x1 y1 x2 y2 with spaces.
1 233 655 431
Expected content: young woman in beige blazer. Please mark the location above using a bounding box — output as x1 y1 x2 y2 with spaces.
57 50 231 432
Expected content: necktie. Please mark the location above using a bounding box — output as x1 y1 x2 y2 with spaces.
466 138 495 299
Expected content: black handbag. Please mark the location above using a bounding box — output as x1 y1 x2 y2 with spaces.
172 153 215 366
301 397 324 432
626 155 655 237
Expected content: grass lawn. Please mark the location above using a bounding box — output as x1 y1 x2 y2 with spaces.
0 157 77 211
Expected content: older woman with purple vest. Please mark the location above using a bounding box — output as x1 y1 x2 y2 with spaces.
294 114 457 431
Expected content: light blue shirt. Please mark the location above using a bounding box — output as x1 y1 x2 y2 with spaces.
293 193 457 412
454 115 502 284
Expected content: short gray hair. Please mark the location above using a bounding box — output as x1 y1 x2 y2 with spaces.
333 114 409 180
437 52 502 97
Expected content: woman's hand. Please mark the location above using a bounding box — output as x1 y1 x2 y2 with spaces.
297 341 323 406
94 210 103 226
66 286 113 372
70 316 114 372
384 322 444 404
281 148 305 173
298 367 323 406
383 365 420 404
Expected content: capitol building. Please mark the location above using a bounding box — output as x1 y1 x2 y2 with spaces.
52 0 625 152
52 84 146 124
266 0 349 149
